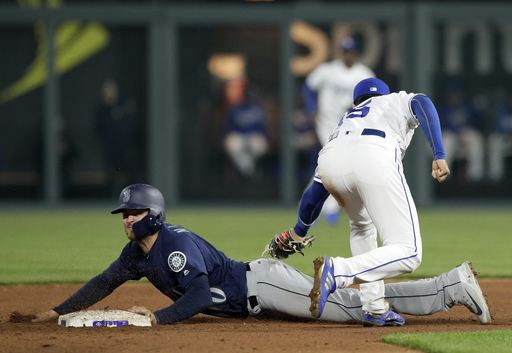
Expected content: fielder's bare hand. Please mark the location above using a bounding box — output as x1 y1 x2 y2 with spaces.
431 159 450 183
32 310 59 322
128 306 157 325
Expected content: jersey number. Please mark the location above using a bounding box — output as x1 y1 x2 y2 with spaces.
337 99 372 127
327 100 372 143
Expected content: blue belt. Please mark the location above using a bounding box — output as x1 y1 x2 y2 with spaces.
362 128 386 138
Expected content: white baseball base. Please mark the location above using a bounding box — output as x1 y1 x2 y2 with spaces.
58 310 152 327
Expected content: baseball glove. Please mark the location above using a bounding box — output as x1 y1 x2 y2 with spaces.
261 229 316 260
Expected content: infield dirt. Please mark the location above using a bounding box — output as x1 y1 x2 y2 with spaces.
1 279 511 353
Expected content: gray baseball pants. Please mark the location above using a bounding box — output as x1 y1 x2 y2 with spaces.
245 258 463 322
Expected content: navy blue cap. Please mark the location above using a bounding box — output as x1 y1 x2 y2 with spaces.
353 78 390 103
339 37 359 52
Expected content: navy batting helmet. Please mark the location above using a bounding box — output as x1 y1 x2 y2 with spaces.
111 184 166 239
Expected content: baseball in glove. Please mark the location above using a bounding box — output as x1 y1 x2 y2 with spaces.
261 228 316 259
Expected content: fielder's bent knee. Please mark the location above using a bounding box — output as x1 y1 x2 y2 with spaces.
402 255 421 274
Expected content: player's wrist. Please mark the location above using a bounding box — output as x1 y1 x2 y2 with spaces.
293 224 308 238
289 228 304 240
149 312 158 325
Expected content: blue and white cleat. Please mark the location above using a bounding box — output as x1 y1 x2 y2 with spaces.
309 256 336 318
362 309 405 327
456 261 493 324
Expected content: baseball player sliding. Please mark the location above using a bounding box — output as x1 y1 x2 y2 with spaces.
271 77 451 327
32 184 491 326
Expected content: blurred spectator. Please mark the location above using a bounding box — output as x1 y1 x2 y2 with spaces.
95 78 142 196
292 99 321 185
488 91 512 182
223 77 247 108
302 36 375 224
58 126 77 196
223 83 269 179
35 117 77 197
438 78 485 182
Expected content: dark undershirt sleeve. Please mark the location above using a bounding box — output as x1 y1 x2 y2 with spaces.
153 274 212 324
53 258 139 315
53 273 126 314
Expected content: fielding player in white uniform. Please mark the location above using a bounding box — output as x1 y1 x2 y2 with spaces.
279 78 451 327
303 37 375 224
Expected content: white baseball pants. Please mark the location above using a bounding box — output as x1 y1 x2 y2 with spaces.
317 130 422 313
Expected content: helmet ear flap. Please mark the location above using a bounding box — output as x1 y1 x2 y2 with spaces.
154 212 164 229
132 211 164 239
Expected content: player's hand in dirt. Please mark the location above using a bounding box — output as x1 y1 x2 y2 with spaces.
431 159 450 183
128 306 157 325
32 310 59 322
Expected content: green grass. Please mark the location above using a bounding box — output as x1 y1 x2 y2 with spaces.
408 209 512 278
0 207 511 284
382 330 512 353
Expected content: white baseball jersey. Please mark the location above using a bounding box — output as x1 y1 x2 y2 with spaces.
325 91 420 160
306 60 375 145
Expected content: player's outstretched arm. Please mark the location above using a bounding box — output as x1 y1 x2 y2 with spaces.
262 180 326 259
432 159 450 183
294 180 330 236
32 310 59 322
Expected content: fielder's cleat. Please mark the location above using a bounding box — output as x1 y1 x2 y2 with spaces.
309 256 336 318
362 309 405 327
456 261 493 324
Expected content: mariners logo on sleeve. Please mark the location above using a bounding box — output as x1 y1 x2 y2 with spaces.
168 251 187 272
